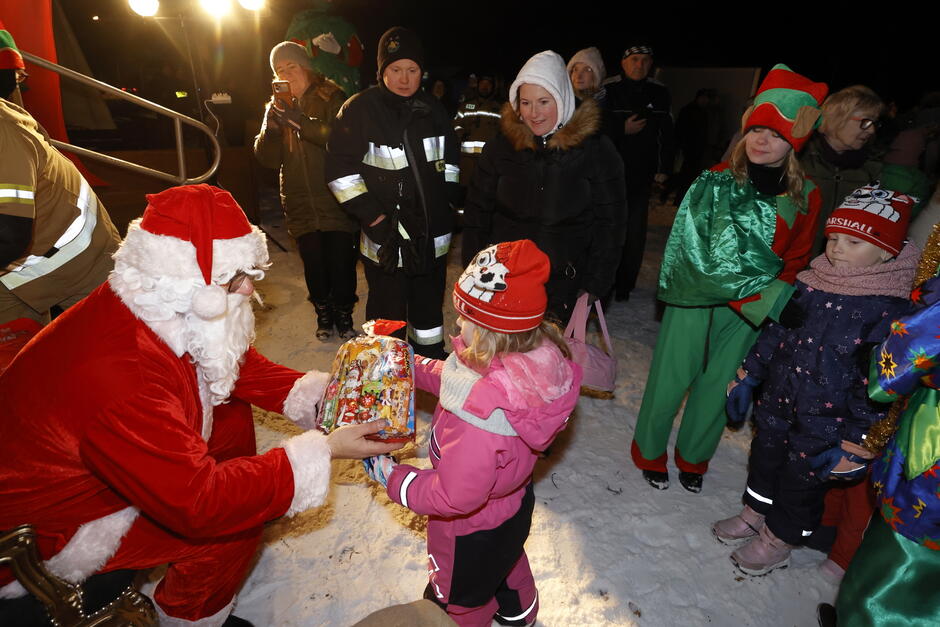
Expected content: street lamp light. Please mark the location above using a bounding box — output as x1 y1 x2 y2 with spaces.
238 0 265 9
199 0 233 17
128 0 159 17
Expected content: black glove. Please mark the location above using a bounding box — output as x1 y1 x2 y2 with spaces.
272 106 304 132
373 217 401 274
726 373 760 428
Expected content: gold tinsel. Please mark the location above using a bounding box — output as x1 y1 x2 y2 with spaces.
864 222 940 455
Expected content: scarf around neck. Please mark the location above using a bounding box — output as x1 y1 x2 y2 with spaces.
796 242 919 298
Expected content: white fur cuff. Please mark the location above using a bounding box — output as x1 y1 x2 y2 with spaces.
282 370 330 430
282 430 332 516
0 506 140 600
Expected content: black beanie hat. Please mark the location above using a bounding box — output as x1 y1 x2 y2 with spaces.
376 27 424 81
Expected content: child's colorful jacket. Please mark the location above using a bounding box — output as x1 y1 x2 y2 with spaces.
869 273 940 549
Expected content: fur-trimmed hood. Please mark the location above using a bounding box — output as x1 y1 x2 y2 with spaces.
500 97 601 152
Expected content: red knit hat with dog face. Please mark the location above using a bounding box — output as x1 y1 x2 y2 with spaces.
824 183 914 256
453 240 550 333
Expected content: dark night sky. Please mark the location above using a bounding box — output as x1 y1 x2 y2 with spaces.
63 0 936 110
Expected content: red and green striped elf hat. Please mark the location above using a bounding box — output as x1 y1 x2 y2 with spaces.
743 63 828 152
0 20 25 71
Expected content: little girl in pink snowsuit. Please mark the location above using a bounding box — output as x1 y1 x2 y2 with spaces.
364 239 582 627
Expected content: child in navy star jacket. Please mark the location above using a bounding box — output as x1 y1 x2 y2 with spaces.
713 184 918 576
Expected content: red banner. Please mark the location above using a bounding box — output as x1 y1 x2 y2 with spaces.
1 0 106 185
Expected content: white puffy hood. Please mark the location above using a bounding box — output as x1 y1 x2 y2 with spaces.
508 50 576 132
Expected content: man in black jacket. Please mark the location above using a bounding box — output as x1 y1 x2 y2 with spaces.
606 44 675 301
326 27 459 358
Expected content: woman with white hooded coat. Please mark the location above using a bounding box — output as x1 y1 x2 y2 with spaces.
462 50 626 323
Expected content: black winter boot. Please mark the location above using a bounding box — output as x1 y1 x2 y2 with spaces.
312 301 334 341
334 303 357 340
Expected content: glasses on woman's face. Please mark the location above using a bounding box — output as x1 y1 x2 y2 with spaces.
226 272 251 293
850 117 881 130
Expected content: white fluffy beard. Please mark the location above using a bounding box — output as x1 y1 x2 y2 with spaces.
183 291 256 407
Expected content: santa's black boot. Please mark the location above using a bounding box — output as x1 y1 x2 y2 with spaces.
312 300 334 342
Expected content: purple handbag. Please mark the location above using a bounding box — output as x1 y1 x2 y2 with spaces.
564 293 617 398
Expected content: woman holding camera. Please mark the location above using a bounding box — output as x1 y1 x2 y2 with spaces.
461 50 626 324
254 41 358 341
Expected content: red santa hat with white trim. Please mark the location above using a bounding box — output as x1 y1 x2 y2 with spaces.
118 184 268 319
453 239 549 333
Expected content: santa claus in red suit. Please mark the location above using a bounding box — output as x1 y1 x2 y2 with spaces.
0 185 399 626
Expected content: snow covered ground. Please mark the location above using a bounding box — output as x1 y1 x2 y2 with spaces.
235 198 838 626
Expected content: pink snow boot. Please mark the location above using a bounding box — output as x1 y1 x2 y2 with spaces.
711 505 765 547
730 524 793 576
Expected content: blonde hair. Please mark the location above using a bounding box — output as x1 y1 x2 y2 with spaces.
820 85 884 135
729 132 808 208
459 318 571 370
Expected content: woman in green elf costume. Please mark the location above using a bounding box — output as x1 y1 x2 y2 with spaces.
630 64 828 492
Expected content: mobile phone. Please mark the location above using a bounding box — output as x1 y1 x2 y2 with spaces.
272 80 293 109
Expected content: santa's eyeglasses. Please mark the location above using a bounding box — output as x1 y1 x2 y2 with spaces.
850 117 881 130
226 272 252 293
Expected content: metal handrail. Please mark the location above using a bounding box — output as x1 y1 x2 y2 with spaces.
22 50 220 185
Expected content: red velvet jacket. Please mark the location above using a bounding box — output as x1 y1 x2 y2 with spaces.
0 284 308 587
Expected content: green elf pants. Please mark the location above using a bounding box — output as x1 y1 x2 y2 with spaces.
632 304 759 473
836 515 940 626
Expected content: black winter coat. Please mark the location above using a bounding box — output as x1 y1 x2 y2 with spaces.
462 99 626 318
606 76 675 179
325 85 460 274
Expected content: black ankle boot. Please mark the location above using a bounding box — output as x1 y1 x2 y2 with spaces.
334 303 357 340
678 471 703 493
642 469 669 490
312 301 334 341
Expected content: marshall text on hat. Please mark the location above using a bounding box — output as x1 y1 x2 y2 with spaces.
824 183 914 256
453 240 549 334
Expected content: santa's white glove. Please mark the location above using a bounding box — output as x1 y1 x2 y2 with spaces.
362 455 395 488
282 370 331 430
